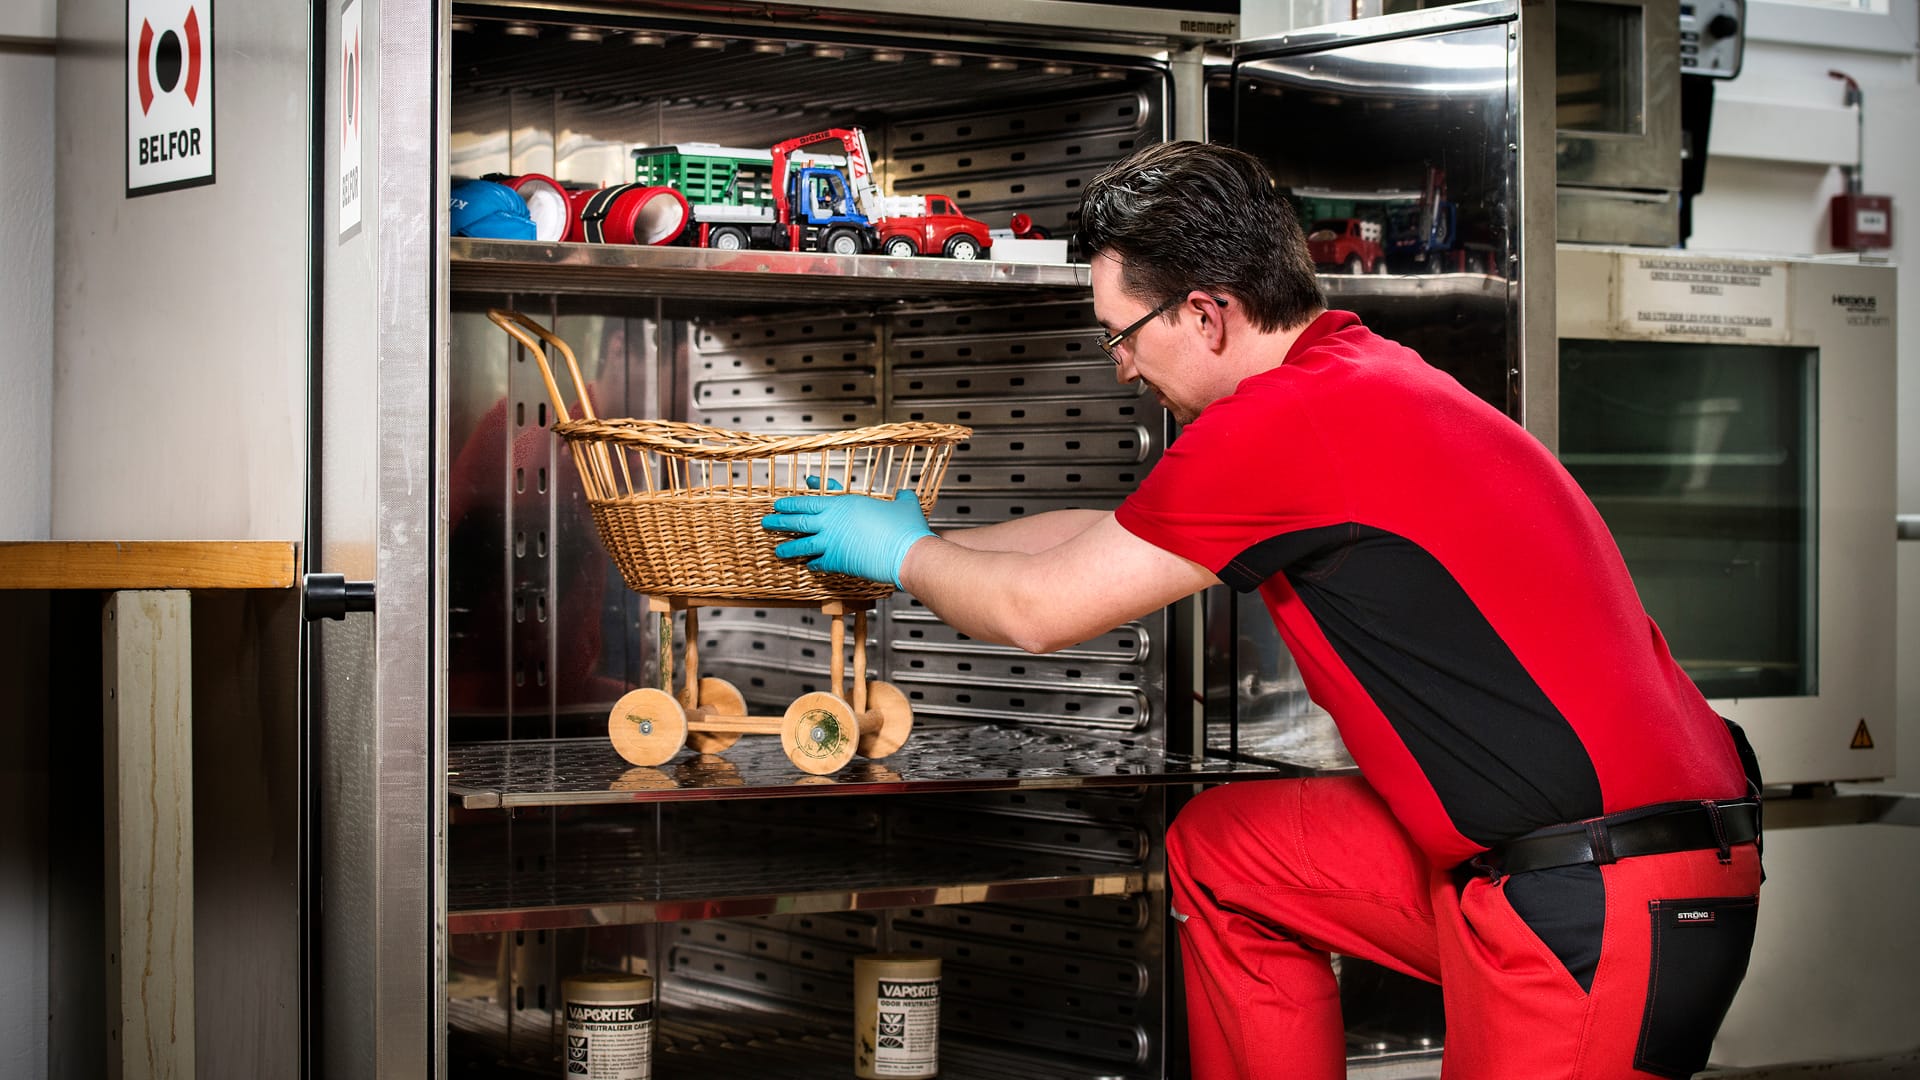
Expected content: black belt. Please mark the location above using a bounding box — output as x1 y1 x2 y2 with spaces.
1476 800 1761 878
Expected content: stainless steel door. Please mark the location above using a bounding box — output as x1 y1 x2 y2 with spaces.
1212 0 1558 765
312 0 446 1075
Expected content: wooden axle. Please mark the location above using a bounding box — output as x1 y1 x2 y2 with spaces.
609 594 912 775
608 680 913 775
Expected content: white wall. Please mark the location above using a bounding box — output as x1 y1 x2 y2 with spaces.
51 0 307 540
0 7 56 1076
0 30 54 541
1656 0 1920 1065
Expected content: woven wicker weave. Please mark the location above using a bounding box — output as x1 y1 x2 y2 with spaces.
488 310 970 602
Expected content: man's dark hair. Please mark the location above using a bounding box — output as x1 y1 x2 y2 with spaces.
1078 141 1324 333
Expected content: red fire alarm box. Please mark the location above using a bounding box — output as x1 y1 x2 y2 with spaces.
1831 193 1894 250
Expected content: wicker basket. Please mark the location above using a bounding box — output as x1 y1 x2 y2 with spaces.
487 310 970 602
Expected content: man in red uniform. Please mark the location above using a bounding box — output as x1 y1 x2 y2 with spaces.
762 141 1763 1079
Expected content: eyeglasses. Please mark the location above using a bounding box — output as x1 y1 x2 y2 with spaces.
1096 294 1227 363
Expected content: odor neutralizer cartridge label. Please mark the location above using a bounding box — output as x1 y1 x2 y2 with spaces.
563 1000 654 1079
873 977 940 1076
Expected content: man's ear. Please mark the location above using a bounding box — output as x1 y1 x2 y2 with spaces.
1190 292 1228 352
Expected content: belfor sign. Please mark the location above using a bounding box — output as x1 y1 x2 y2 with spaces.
127 0 215 196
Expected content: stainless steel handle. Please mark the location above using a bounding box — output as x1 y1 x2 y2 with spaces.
1899 514 1920 541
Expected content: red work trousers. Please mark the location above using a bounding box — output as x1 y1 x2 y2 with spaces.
1168 777 1762 1079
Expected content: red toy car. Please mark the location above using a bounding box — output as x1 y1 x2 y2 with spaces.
1306 217 1386 274
874 194 993 260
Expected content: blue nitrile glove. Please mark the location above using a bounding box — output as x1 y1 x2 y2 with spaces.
761 490 933 587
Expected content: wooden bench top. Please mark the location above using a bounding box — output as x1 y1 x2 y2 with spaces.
0 541 299 590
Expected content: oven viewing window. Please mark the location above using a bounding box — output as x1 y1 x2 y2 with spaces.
1556 1 1646 134
1558 338 1818 699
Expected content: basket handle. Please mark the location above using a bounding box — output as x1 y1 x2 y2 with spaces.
484 308 598 424
485 308 634 500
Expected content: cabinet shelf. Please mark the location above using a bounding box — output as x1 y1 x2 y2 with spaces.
449 826 1143 933
449 237 1091 302
447 725 1302 810
450 995 1157 1080
448 995 1445 1079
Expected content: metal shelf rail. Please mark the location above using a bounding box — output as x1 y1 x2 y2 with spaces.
447 724 1306 808
449 237 1092 301
449 821 1146 933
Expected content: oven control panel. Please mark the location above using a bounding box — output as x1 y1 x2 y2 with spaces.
1680 0 1745 78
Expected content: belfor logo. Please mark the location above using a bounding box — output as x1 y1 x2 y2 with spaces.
343 28 360 139
136 7 203 115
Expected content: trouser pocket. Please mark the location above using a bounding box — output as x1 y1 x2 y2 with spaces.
1634 895 1759 1079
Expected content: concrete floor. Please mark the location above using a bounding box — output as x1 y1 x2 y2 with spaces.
1701 1052 1920 1079
1348 1049 1920 1079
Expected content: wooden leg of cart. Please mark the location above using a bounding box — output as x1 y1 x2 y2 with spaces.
853 606 914 759
676 602 746 753
828 600 846 700
607 596 693 766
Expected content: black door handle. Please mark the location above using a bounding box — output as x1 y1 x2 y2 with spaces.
303 573 375 621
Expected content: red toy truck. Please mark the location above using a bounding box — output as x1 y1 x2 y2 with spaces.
873 193 993 260
1306 217 1386 274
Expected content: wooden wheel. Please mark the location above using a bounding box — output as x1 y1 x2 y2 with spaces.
857 679 914 759
607 687 688 767
685 676 747 754
780 691 859 775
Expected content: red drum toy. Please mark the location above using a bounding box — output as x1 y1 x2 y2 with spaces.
564 186 598 243
504 173 571 242
578 183 691 246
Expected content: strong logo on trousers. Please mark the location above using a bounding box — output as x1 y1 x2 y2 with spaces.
136 7 202 115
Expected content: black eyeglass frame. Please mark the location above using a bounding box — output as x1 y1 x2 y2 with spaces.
1097 293 1228 363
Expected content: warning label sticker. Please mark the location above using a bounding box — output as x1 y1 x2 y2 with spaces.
1851 719 1875 750
872 978 939 1076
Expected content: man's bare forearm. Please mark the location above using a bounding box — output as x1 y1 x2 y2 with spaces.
938 508 1110 554
900 515 1219 655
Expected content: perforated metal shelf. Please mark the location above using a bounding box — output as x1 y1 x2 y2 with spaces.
447 724 1308 809
449 826 1144 933
450 238 1090 302
447 994 1446 1079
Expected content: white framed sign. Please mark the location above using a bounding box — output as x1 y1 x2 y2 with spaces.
339 0 363 239
127 0 215 196
1615 254 1791 344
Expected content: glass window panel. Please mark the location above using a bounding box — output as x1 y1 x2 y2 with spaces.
1557 2 1645 134
1559 339 1818 699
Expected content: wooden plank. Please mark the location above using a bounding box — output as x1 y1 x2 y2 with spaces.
0 541 297 590
102 592 195 1080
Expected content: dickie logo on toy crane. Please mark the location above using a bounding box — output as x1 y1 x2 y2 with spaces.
127 0 215 196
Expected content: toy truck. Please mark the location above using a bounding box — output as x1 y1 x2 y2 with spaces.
1306 217 1386 274
632 140 876 255
633 127 996 259
1294 165 1493 275
872 194 993 260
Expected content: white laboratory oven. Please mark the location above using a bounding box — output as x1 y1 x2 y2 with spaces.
1555 245 1898 784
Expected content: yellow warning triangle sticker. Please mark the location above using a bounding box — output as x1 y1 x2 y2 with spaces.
1850 719 1875 750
